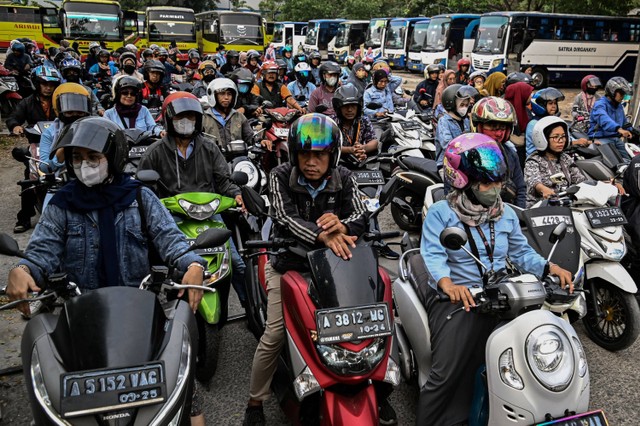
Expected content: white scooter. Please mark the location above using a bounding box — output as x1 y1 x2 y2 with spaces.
393 224 601 425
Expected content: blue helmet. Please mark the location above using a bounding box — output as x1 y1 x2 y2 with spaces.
12 42 25 54
31 65 62 88
531 87 565 117
61 57 82 73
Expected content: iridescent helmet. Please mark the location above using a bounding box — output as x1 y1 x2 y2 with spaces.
443 133 507 189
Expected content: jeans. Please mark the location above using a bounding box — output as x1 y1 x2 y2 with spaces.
598 136 631 160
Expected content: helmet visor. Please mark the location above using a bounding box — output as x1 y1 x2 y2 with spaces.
459 143 506 183
587 76 602 88
539 87 565 102
169 97 203 116
456 85 479 100
52 121 114 157
295 116 335 151
58 93 90 114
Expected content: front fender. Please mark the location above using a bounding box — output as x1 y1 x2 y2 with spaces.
586 261 637 293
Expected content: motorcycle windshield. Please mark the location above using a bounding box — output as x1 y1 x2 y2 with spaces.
51 287 169 372
307 245 382 309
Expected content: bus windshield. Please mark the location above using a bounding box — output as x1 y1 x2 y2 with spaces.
365 19 386 47
334 23 350 48
273 23 284 43
219 14 263 45
148 10 195 41
64 3 120 40
305 21 318 45
424 18 449 52
473 16 508 54
385 21 406 49
409 22 429 52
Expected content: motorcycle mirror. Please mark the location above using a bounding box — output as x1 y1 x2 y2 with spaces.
366 102 382 110
39 162 53 174
549 222 567 244
315 104 328 114
192 228 232 251
565 186 580 196
262 100 274 109
439 227 468 250
241 186 267 216
261 119 273 131
11 146 29 163
136 169 161 184
230 171 249 186
378 176 400 206
0 233 24 258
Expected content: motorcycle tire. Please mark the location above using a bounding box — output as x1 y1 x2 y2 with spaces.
391 188 422 232
582 280 640 352
195 321 221 383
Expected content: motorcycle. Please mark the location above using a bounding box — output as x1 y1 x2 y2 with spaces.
258 102 302 169
393 224 600 425
123 129 161 176
240 177 405 424
0 65 22 121
0 229 228 425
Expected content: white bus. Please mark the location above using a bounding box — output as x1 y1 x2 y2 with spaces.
303 19 344 59
471 12 640 87
383 17 429 70
272 21 307 54
421 14 479 70
362 17 394 59
333 20 368 63
407 19 431 73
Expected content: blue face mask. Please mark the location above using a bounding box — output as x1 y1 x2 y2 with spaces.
238 84 250 94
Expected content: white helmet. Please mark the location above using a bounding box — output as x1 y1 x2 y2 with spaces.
294 62 310 72
125 43 138 53
207 78 238 108
532 116 569 152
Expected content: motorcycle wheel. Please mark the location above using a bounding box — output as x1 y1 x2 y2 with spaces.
582 280 640 351
195 320 221 383
0 97 18 121
391 188 422 232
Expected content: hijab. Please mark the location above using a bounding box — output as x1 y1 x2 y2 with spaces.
434 69 455 107
504 82 533 133
484 72 507 97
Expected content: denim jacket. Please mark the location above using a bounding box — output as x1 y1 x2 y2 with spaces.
19 186 204 291
104 105 163 136
363 86 395 116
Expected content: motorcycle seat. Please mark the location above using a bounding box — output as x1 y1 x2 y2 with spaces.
401 157 439 178
407 253 432 306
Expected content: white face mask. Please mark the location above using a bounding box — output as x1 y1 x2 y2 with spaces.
364 65 371 71
173 117 195 136
74 158 109 187
457 106 469 117
325 76 338 87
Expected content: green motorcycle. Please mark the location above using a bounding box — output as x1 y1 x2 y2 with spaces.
161 191 237 383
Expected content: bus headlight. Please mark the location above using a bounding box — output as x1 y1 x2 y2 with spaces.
491 59 503 69
526 325 574 392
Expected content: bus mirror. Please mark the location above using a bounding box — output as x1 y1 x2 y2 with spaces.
497 25 505 39
440 24 446 35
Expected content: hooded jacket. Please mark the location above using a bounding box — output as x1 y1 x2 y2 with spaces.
346 64 367 96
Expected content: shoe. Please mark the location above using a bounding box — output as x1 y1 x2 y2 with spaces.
376 244 400 260
379 398 398 425
243 405 265 426
13 221 31 234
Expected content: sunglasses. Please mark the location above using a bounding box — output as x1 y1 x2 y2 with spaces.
121 90 137 97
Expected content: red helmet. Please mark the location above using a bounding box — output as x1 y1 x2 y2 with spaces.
457 57 471 67
162 91 203 137
260 61 279 74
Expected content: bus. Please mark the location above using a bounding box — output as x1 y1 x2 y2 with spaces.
362 18 396 59
265 21 275 46
0 5 61 52
195 11 265 55
471 12 640 87
124 10 145 47
272 22 307 54
304 19 344 60
333 20 368 63
145 7 197 52
421 14 480 70
59 0 135 54
383 17 429 70
407 19 431 73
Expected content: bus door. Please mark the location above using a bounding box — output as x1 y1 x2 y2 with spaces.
40 7 62 48
285 25 294 46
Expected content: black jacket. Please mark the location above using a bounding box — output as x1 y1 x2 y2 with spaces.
6 94 56 133
269 163 368 272
413 79 439 108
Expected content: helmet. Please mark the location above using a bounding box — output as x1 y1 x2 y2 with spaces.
119 51 137 67
532 116 570 152
97 49 110 59
53 116 128 177
581 75 602 92
142 48 154 59
319 61 340 84
441 84 478 115
156 47 169 57
443 133 507 189
282 45 293 53
206 78 238 109
470 97 516 142
288 113 342 168
309 51 321 62
332 84 362 120
260 61 279 75
60 57 82 78
149 44 160 52
88 42 101 53
198 60 217 73
12 42 25 54
294 61 311 82
247 51 261 61
275 58 288 71
52 83 91 118
31 65 61 89
143 59 166 80
457 57 471 67
125 43 137 53
188 50 200 60
293 52 307 65
425 64 440 78
469 70 487 82
230 67 255 94
114 76 142 102
531 87 565 116
506 71 532 87
372 60 390 73
605 76 632 99
227 50 240 60
162 91 203 136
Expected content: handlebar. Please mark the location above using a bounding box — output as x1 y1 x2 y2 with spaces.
244 238 296 249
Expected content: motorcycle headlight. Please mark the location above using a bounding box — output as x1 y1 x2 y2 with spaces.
284 110 299 122
178 198 220 221
234 160 259 189
268 110 285 121
316 338 386 376
293 366 320 401
526 325 574 392
587 230 626 261
31 347 70 425
498 348 524 390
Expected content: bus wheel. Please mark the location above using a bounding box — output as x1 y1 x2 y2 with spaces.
531 67 547 89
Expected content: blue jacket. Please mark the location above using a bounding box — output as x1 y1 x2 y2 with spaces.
421 200 547 289
504 142 527 208
287 80 317 101
435 113 469 166
363 86 394 116
39 119 65 170
589 97 625 139
19 186 203 291
88 63 119 77
104 105 163 136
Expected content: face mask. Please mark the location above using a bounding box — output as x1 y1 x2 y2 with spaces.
74 159 109 187
471 185 501 207
456 106 469 117
586 87 598 95
203 74 215 83
238 84 250 94
325 76 338 87
364 65 371 71
123 64 135 74
173 117 195 136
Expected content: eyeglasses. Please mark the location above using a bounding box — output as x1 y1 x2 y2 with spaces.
72 153 105 168
121 90 137 97
549 134 567 142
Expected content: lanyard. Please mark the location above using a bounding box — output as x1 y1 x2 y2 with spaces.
474 222 495 268
342 119 360 146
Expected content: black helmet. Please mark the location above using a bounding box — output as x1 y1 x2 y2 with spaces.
247 51 261 61
114 76 142 103
119 51 137 67
53 116 128 177
230 67 255 95
98 49 110 59
46 46 59 59
143 59 166 80
309 51 321 62
142 48 154 59
506 71 532 87
332 84 362 119
226 50 240 60
12 42 25 54
605 76 632 99
425 63 440 77
288 113 342 168
319 61 340 84
275 58 288 71
441 84 478 117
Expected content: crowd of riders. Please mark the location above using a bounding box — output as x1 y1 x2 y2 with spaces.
2 36 638 426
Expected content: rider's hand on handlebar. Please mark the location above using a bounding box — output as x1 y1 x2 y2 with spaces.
260 139 273 151
12 126 24 136
548 263 573 293
7 266 41 317
316 212 347 235
537 184 556 199
318 232 357 260
618 128 633 139
375 111 387 118
180 264 205 312
235 195 247 214
439 278 475 312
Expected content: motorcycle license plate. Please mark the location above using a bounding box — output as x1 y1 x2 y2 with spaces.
353 170 384 185
128 145 148 158
187 239 226 255
61 362 166 418
315 303 392 344
533 409 608 425
585 207 627 228
274 127 289 138
400 121 421 131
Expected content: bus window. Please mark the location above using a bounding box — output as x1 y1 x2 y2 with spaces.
295 23 306 36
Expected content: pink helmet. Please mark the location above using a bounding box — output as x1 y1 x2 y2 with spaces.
443 133 507 189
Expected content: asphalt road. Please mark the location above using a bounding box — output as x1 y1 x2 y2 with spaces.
0 73 638 425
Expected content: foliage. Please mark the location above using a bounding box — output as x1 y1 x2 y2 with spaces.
119 0 220 13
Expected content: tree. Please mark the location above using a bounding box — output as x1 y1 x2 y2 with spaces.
231 0 249 10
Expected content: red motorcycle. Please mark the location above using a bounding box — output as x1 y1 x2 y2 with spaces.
260 106 301 169
240 177 404 425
